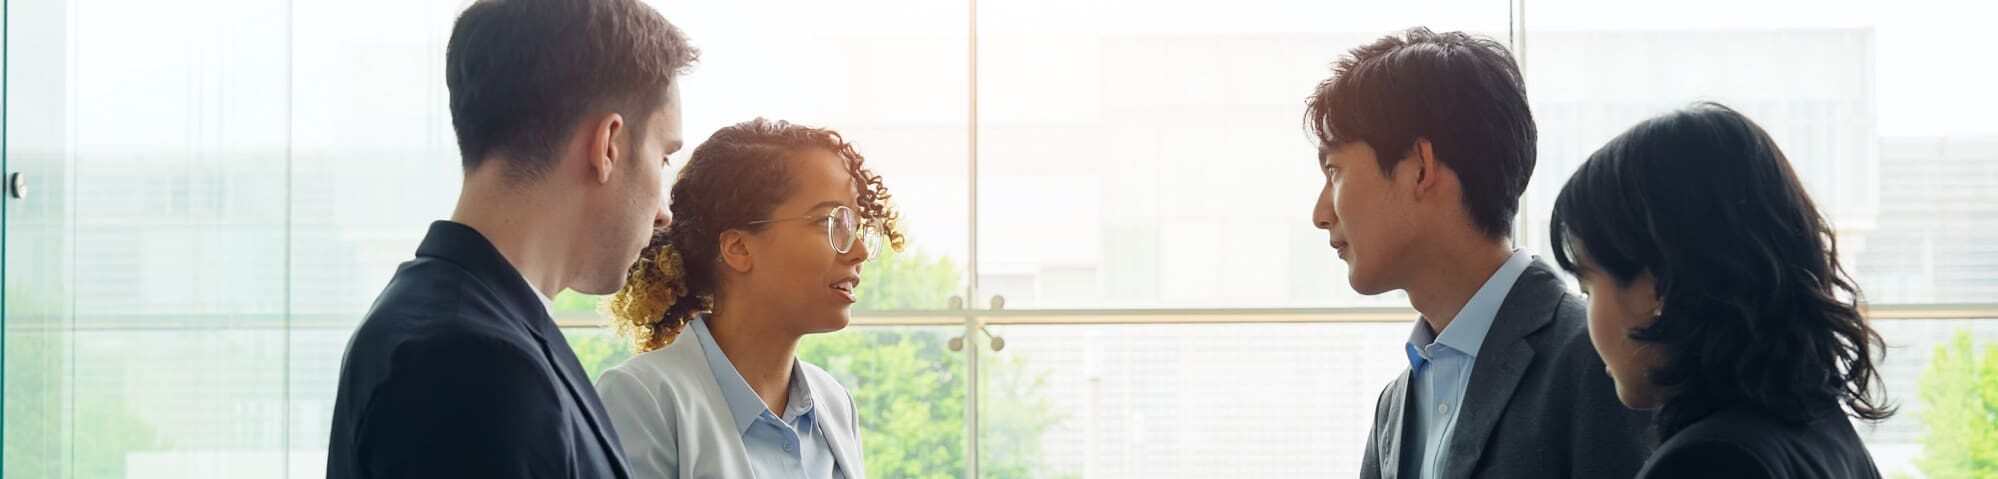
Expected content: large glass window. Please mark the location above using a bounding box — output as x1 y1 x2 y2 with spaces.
973 0 1508 310
6 0 1996 478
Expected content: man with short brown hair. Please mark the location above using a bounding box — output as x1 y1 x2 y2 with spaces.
326 1 699 477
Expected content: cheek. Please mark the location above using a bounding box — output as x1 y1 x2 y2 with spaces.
1586 290 1641 371
772 235 833 280
641 161 664 195
1329 182 1363 227
1585 296 1619 358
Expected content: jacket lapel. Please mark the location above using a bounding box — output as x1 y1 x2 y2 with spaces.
531 319 633 479
415 221 633 479
1382 370 1413 479
665 325 756 475
1439 261 1565 479
809 373 866 479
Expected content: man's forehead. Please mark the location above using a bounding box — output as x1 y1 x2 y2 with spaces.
1321 142 1360 163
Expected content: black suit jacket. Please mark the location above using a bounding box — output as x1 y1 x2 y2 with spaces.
1360 259 1654 479
1638 404 1882 479
327 221 629 479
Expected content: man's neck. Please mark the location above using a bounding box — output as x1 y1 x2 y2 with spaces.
450 173 572 301
1404 240 1516 335
709 304 804 415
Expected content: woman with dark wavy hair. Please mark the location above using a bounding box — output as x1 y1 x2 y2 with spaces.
1550 102 1892 479
594 118 904 479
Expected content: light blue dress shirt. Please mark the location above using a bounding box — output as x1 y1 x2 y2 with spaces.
691 318 842 479
1400 250 1534 479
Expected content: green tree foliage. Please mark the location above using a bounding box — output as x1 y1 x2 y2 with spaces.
800 328 965 479
5 287 169 479
1912 330 1998 479
850 248 961 312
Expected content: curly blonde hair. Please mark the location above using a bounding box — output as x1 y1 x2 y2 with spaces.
604 118 905 352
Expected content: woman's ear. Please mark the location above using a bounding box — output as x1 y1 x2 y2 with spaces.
1626 269 1664 324
718 230 754 274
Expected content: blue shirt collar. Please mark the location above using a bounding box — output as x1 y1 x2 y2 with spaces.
690 317 816 435
1406 250 1535 369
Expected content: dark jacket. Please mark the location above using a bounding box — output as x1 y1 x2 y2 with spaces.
326 221 629 479
1637 404 1881 479
1360 260 1654 479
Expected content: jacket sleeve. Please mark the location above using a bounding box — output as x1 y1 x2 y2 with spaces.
357 335 567 478
597 366 682 479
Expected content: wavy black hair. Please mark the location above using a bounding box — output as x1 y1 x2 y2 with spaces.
1550 102 1893 438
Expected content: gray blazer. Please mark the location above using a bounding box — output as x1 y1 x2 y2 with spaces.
1360 260 1653 479
596 329 865 479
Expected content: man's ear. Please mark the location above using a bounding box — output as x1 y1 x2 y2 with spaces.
718 229 754 274
585 112 626 184
1407 138 1441 196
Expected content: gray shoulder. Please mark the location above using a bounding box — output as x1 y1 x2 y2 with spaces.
797 360 852 399
599 339 710 394
797 360 857 417
1371 370 1410 420
1539 293 1601 363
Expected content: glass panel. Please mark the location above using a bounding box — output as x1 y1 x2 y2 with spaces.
6 0 78 477
542 0 976 316
977 322 1410 477
65 0 292 476
285 2 463 475
73 330 287 478
286 325 350 478
974 0 1511 309
1519 0 1998 303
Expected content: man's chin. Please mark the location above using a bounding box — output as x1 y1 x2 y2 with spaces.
1346 273 1391 296
569 273 625 297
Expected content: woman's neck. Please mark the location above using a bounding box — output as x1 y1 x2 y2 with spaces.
707 308 804 414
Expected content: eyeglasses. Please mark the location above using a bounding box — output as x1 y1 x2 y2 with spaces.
746 205 883 259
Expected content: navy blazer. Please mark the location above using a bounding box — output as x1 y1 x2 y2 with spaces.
327 221 629 479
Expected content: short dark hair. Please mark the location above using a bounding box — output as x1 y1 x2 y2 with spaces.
1304 27 1535 239
1551 102 1893 438
445 0 699 180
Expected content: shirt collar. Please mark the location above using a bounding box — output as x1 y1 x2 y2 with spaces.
691 317 815 434
416 221 555 323
516 271 555 317
1405 250 1535 369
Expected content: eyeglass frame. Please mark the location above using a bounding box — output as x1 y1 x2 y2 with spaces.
743 204 883 259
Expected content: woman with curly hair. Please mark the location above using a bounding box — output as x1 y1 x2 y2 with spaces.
595 118 904 479
1550 103 1892 478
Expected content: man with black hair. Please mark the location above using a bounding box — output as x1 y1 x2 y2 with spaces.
1304 28 1651 479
